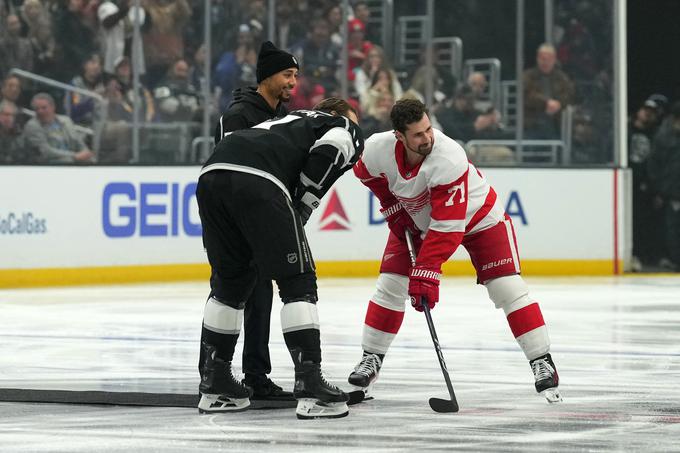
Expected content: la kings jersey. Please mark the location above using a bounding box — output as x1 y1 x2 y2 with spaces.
354 129 505 270
202 110 364 202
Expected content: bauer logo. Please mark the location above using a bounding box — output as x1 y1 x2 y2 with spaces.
0 212 48 235
318 189 350 231
102 182 201 238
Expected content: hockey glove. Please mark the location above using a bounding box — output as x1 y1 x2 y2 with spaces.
294 191 320 226
408 266 440 311
380 202 419 240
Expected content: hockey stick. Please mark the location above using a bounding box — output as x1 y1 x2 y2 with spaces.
405 230 459 413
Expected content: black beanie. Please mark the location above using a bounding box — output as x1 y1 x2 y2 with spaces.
256 41 299 83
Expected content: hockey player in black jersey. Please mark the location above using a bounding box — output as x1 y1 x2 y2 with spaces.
196 98 364 419
206 41 299 404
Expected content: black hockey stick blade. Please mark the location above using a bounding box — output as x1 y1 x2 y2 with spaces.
347 390 365 406
429 397 459 413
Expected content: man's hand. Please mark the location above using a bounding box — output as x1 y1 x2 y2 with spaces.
546 99 562 115
408 266 440 312
74 149 95 162
380 202 419 240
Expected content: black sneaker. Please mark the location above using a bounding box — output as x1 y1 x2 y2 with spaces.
530 353 562 403
243 374 295 401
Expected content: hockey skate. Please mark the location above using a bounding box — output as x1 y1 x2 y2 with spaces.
198 345 251 413
347 352 382 400
294 362 349 419
530 353 562 403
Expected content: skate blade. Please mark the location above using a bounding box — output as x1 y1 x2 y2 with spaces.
198 394 250 413
350 383 374 401
541 388 562 403
295 398 349 419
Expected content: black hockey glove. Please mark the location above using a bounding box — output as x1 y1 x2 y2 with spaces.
294 191 320 226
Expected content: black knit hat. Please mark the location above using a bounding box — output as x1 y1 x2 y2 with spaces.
256 41 299 83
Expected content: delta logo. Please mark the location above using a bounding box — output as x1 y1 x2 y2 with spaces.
318 189 350 231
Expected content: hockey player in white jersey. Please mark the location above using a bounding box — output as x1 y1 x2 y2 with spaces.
348 99 561 403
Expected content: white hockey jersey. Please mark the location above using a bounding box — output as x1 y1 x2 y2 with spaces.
353 129 505 270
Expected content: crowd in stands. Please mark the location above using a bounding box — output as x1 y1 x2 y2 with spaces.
0 0 634 167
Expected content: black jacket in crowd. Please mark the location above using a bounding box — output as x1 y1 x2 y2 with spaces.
649 119 680 201
214 86 288 143
203 111 364 204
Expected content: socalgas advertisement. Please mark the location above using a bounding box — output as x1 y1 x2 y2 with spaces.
0 166 629 285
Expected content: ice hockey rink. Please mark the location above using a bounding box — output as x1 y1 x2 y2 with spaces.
1 276 679 452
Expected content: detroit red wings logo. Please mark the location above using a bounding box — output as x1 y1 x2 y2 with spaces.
397 190 430 214
319 189 351 230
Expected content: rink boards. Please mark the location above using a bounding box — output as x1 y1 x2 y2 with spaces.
0 166 630 287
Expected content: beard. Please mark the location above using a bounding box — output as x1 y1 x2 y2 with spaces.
411 139 433 156
279 86 293 102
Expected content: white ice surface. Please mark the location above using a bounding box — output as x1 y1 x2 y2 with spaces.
1 276 679 452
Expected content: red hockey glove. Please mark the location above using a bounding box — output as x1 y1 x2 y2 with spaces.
380 202 419 240
408 266 440 311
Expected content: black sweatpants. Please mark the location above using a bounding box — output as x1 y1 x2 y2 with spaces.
197 170 318 364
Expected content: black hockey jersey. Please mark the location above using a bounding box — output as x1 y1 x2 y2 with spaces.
201 110 364 203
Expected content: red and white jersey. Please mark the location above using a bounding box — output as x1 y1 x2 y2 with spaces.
354 129 505 271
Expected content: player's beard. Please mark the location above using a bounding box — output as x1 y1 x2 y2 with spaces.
407 137 434 157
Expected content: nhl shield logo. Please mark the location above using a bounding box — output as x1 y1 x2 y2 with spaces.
287 253 298 264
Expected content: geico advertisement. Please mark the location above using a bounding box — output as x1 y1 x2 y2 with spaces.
0 167 204 269
0 167 616 269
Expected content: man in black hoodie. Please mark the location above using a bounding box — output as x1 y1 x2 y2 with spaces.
207 41 299 403
214 41 298 141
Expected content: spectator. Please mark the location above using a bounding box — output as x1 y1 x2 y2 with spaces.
0 13 34 78
467 71 492 112
325 3 343 47
347 18 373 82
214 24 258 111
0 74 22 107
628 96 667 270
291 18 339 93
98 76 133 163
0 99 26 164
98 0 148 77
20 0 56 77
52 0 100 82
438 86 509 142
570 107 606 163
288 75 325 111
647 102 680 271
153 58 200 122
556 19 598 81
436 86 480 143
360 90 393 138
354 45 402 104
0 74 30 126
23 93 95 163
352 0 378 44
404 46 458 103
113 56 156 122
67 53 106 127
141 0 191 87
240 0 266 43
274 0 306 50
360 67 398 114
523 43 574 139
